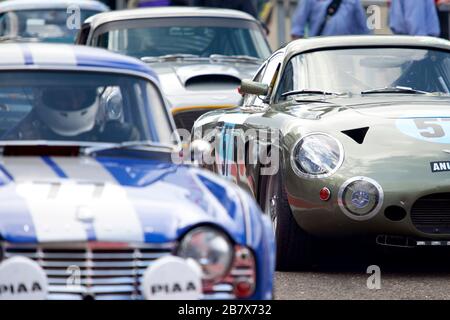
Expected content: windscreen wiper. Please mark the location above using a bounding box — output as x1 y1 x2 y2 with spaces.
361 86 429 95
0 35 40 43
81 141 174 156
281 89 344 98
141 54 202 63
209 54 263 64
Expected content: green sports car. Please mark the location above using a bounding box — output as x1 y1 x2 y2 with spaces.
191 35 450 270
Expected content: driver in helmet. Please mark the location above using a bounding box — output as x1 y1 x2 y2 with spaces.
4 86 139 142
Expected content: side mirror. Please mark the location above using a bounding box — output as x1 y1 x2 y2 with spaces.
239 79 269 96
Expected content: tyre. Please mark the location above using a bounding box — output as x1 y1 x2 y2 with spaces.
261 172 316 271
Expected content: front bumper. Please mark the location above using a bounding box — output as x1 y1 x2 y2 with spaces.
286 174 450 240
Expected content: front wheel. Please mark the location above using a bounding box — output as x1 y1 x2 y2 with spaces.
262 172 316 271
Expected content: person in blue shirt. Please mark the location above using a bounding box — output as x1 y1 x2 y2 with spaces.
192 0 259 18
389 0 441 37
291 0 370 39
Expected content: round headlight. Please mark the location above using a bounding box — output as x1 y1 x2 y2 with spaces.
177 227 233 281
338 177 384 221
291 133 344 178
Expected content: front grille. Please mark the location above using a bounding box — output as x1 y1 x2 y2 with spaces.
411 193 450 234
173 110 208 131
1 242 252 300
3 242 174 300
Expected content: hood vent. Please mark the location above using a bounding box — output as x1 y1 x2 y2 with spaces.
341 127 369 144
185 75 241 91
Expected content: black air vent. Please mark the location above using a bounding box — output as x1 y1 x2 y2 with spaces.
185 75 241 90
341 127 369 144
411 193 450 234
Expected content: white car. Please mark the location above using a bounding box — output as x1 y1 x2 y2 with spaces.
76 7 272 130
0 0 109 43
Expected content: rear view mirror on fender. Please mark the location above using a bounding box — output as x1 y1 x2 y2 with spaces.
239 79 269 96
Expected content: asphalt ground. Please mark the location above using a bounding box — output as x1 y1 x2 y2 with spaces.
274 240 450 300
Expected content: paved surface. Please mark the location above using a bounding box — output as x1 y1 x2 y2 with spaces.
274 242 450 300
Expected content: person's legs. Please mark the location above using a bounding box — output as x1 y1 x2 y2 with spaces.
438 9 449 39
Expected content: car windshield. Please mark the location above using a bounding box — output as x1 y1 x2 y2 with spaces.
0 71 174 146
276 48 450 101
93 17 271 59
0 9 102 43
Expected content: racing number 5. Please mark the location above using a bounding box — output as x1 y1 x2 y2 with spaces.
414 118 445 138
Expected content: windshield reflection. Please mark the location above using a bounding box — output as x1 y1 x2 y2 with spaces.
276 48 450 101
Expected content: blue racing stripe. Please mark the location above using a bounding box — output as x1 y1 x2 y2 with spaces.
0 164 38 242
0 163 13 186
21 44 33 65
41 156 68 178
84 224 97 242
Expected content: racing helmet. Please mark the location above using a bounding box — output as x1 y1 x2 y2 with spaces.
36 86 99 136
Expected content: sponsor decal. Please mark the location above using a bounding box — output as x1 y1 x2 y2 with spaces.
430 161 450 172
141 256 202 300
0 256 48 300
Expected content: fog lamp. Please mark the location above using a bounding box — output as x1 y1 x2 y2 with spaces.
338 177 383 221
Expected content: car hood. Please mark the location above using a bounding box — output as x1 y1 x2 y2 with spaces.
148 60 259 109
280 95 450 131
0 156 247 244
280 95 450 183
281 95 450 120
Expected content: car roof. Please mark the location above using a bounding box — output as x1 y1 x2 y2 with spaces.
84 6 257 30
0 43 158 80
284 35 450 60
0 0 109 12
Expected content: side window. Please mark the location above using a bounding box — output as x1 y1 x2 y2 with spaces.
253 63 266 82
261 54 283 85
275 59 294 102
242 53 284 108
0 13 8 36
242 62 266 107
253 53 283 107
76 23 91 45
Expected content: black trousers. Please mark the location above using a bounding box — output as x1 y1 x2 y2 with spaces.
438 8 449 40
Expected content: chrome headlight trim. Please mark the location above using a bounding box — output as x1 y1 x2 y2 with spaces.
290 132 345 179
338 176 384 221
176 226 234 282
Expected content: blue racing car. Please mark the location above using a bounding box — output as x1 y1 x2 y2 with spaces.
0 44 275 300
